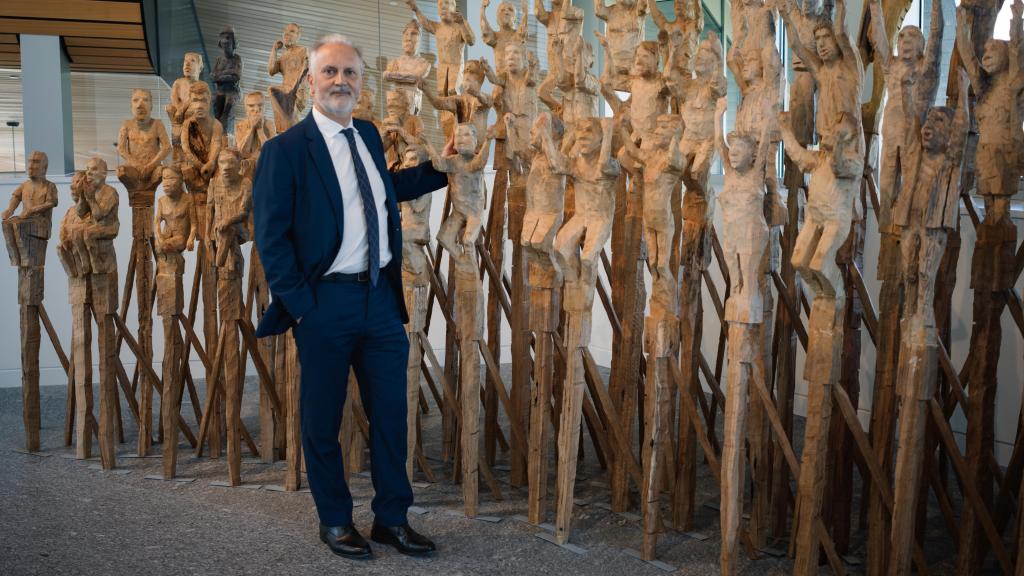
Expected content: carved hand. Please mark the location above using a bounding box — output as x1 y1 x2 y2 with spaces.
273 39 284 51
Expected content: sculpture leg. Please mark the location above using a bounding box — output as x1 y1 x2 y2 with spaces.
453 254 484 517
93 272 119 470
721 322 754 575
20 301 41 452
220 272 243 486
71 290 94 460
284 331 302 491
554 307 588 544
642 315 674 561
133 209 155 456
161 315 183 479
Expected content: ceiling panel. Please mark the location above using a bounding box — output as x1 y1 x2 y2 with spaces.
0 1 142 24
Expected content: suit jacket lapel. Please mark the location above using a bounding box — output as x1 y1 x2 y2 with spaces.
303 114 345 239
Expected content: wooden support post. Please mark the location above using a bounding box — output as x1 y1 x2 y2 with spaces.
92 271 119 470
485 159 507 470
451 249 484 517
70 277 94 460
554 312 588 545
608 173 645 513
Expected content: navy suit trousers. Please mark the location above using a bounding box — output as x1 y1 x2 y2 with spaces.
293 277 412 528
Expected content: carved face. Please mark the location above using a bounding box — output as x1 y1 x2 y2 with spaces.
693 45 718 77
218 30 236 55
438 0 456 22
131 90 152 120
742 52 762 85
190 96 210 119
86 159 106 188
70 172 85 202
982 40 1008 75
576 121 602 154
505 43 526 74
182 54 203 79
643 119 677 151
244 95 264 121
402 25 420 54
728 136 755 172
283 24 300 47
356 90 374 117
896 26 924 61
309 42 364 120
632 46 657 76
218 152 241 180
813 26 838 63
497 2 517 29
162 168 183 197
26 152 46 179
921 108 953 153
459 67 484 93
454 124 478 154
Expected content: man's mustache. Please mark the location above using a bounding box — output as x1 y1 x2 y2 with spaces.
329 87 353 96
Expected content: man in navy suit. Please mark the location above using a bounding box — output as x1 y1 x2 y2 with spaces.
253 34 448 560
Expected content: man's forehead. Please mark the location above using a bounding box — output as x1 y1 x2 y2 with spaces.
317 44 361 66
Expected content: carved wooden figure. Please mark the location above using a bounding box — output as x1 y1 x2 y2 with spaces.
235 92 276 168
420 59 493 147
82 157 120 470
715 97 773 575
481 0 528 76
599 37 669 141
621 115 689 560
956 3 1024 570
665 33 726 530
382 90 426 167
166 52 203 162
421 123 493 516
209 149 252 486
540 33 599 138
648 0 703 75
546 117 620 545
3 151 57 453
488 44 539 166
267 23 309 133
595 0 648 91
181 81 227 457
780 109 863 576
153 165 193 478
523 112 567 523
535 0 570 87
211 28 243 133
779 0 864 151
886 71 969 576
407 0 475 95
58 171 95 459
385 20 433 116
863 0 942 569
116 87 171 456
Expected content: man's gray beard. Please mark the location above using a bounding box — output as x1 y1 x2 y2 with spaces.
318 93 356 118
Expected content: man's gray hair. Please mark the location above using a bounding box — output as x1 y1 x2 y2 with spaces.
309 33 365 74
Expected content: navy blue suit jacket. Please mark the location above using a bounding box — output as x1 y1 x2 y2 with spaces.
252 113 448 337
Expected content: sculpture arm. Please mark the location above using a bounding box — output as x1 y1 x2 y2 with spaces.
153 122 172 169
868 0 891 72
535 0 551 25
539 121 570 174
152 205 165 253
753 116 772 174
599 119 620 176
481 1 497 46
409 2 438 34
420 83 457 112
669 130 687 172
518 0 530 38
23 182 58 218
923 0 943 72
950 70 971 157
955 7 984 93
461 17 477 45
781 10 820 74
2 184 23 219
180 123 199 165
714 98 731 175
595 0 609 21
1011 0 1024 89
727 44 749 94
116 123 131 163
467 133 494 171
833 0 858 63
267 45 281 76
648 0 670 30
779 112 816 172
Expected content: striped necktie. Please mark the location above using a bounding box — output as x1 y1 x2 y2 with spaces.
340 127 380 286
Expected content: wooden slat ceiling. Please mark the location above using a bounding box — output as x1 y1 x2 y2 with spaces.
0 0 153 74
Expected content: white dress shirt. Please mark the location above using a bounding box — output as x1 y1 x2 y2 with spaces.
312 107 392 275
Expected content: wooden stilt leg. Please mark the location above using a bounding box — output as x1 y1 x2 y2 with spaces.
93 271 119 470
720 323 755 574
554 312 587 544
283 332 302 491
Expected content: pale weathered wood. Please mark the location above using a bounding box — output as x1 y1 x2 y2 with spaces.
209 149 252 486
3 150 58 452
267 23 308 133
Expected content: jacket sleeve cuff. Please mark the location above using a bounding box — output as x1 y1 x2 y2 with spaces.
280 285 315 321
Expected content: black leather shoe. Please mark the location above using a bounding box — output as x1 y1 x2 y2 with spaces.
319 524 372 560
370 522 436 556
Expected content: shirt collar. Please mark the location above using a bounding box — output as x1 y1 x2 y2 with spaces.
312 106 358 139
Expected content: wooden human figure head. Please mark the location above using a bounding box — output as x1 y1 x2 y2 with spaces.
438 0 458 22
461 58 488 93
632 40 660 76
530 112 563 150
402 19 422 56
642 114 681 152
921 106 956 153
182 52 203 81
504 41 528 74
562 4 585 35
496 0 521 30
162 164 185 199
355 87 376 121
131 88 153 121
85 156 107 189
693 33 722 76
894 24 925 61
726 131 758 172
812 18 841 63
189 82 213 119
218 27 237 58
981 38 1010 75
282 22 301 47
574 117 604 154
244 91 265 122
453 122 479 155
402 143 427 168
26 150 47 180
217 147 243 182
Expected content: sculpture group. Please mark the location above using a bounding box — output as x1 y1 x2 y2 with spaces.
10 0 1024 574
